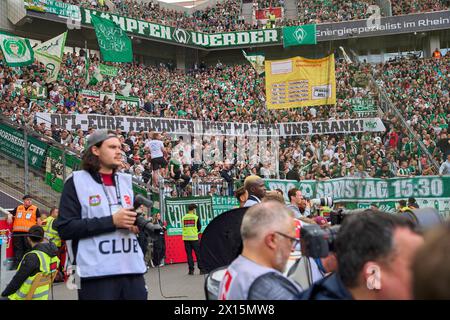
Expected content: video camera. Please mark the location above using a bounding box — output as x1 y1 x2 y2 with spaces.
133 194 162 239
300 224 340 259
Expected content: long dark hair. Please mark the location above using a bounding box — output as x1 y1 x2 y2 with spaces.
81 141 104 173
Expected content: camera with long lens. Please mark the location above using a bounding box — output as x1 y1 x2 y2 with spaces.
310 197 333 207
300 224 340 258
133 194 162 239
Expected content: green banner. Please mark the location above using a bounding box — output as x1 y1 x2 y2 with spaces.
25 0 81 19
80 8 280 49
266 177 450 202
282 25 317 48
116 95 139 107
80 89 100 100
165 196 213 236
99 64 119 77
0 123 48 170
212 196 239 217
91 14 133 63
45 146 81 192
265 176 450 218
350 97 377 116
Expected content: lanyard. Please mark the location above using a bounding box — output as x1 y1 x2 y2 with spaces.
99 174 122 210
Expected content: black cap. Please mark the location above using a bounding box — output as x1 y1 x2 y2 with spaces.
188 204 198 211
22 194 32 200
26 225 44 239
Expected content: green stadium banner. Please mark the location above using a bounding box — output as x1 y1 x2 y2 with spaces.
99 63 119 77
24 0 81 19
45 146 81 192
91 14 133 63
265 177 450 218
212 196 239 216
350 97 377 116
165 196 213 236
282 25 317 47
81 8 280 49
0 123 48 170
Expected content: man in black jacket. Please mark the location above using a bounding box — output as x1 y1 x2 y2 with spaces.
220 162 234 196
54 130 147 300
300 210 423 300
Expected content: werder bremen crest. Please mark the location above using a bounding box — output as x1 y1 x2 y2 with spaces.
0 32 34 67
293 26 308 44
173 28 190 44
3 38 27 58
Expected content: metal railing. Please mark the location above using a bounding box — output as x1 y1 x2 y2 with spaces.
0 114 79 209
347 49 440 172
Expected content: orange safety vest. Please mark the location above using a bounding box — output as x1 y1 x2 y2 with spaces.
433 50 442 58
12 205 38 232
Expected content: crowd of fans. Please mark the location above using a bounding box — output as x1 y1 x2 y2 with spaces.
297 0 376 24
391 0 449 15
56 0 450 33
1 47 448 196
373 54 450 172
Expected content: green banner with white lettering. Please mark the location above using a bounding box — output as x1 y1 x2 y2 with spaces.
165 196 214 236
25 0 81 19
212 196 239 216
282 25 317 48
350 97 377 117
0 123 48 170
99 63 119 77
265 176 450 218
91 14 133 63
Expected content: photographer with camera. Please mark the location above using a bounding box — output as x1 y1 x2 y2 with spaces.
300 210 424 300
54 130 147 300
218 202 303 300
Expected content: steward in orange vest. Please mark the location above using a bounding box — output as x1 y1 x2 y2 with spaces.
8 195 42 268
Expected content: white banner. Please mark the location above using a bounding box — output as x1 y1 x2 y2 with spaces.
35 113 386 136
35 32 67 83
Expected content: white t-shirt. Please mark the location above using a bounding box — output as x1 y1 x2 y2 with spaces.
146 139 164 158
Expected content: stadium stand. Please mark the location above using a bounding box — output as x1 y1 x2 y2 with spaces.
59 0 450 33
3 45 445 195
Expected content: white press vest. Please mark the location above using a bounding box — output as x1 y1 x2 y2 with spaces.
71 170 146 278
219 255 280 300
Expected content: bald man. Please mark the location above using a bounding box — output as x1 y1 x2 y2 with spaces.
243 175 266 207
218 201 302 300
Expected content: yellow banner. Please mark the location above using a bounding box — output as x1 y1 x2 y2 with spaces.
265 54 336 109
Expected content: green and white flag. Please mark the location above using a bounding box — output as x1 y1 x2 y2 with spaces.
99 63 118 76
34 31 67 83
282 24 317 48
91 14 133 63
0 32 34 67
242 50 265 76
88 65 103 86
